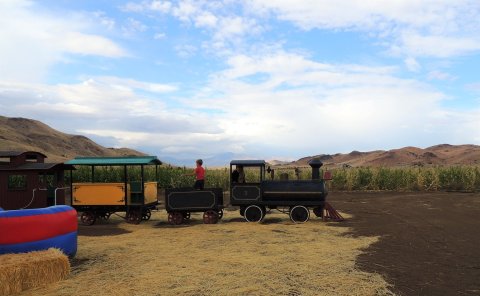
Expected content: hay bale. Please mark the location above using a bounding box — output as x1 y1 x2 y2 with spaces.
0 248 70 295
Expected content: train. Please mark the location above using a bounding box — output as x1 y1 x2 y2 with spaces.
64 156 334 225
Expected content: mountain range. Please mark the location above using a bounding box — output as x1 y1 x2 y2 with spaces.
1 115 478 167
287 145 480 168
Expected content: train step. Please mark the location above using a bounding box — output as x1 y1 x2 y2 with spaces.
323 202 345 222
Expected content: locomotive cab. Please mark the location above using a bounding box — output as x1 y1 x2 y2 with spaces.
230 160 266 203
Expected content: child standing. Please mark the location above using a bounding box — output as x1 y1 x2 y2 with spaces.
185 159 205 190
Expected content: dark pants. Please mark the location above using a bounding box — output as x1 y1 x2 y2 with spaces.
194 179 205 190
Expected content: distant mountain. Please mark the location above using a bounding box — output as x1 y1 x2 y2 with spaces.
0 116 145 162
290 144 480 167
267 160 292 166
162 152 237 167
2 116 478 167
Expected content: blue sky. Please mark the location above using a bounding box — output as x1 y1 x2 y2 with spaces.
0 0 479 164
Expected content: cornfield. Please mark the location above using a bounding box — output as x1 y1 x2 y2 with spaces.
327 166 480 192
67 165 480 192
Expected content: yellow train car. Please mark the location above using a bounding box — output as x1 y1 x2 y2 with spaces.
72 183 129 206
65 156 162 225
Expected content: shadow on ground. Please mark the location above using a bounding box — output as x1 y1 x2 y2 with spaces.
78 218 132 236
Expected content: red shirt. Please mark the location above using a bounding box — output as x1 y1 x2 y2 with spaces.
195 166 205 180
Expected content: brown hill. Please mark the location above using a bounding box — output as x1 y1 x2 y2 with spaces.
0 116 145 162
291 145 480 168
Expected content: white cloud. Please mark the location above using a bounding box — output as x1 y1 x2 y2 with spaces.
122 18 148 37
121 1 171 13
248 0 480 59
149 1 172 13
122 0 480 71
62 32 126 57
78 129 151 144
249 0 480 32
91 76 178 93
249 0 464 30
154 32 166 39
215 16 261 40
0 0 127 82
172 1 199 22
427 71 455 81
0 77 176 117
404 57 421 72
194 12 218 28
125 1 263 55
466 82 480 92
174 44 197 58
186 51 479 155
396 32 480 58
0 77 221 145
121 2 145 12
93 11 116 30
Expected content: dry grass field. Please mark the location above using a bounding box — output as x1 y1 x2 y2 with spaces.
21 210 392 296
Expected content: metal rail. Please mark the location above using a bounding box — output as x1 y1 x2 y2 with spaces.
54 187 70 205
23 187 70 209
22 188 46 209
263 191 323 195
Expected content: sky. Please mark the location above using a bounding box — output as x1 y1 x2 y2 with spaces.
0 0 479 165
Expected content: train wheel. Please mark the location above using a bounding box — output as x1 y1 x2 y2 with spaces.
98 212 111 220
290 206 310 223
127 210 142 224
203 210 219 224
313 206 323 218
217 209 224 220
168 212 184 225
244 205 264 222
81 211 96 226
182 212 191 220
142 209 152 221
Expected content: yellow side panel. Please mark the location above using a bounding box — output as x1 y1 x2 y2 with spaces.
144 182 158 204
72 183 128 206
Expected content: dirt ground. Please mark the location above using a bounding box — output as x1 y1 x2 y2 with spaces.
330 192 480 296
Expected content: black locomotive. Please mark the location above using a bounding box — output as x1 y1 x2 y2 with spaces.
163 158 330 224
229 159 329 223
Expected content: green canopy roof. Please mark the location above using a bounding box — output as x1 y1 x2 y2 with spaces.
65 156 162 166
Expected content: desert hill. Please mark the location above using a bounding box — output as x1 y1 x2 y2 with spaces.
1 115 478 167
291 144 480 168
0 116 145 162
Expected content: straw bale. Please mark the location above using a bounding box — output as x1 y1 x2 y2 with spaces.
0 248 70 295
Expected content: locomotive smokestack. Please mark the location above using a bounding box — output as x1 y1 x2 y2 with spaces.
308 158 323 180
